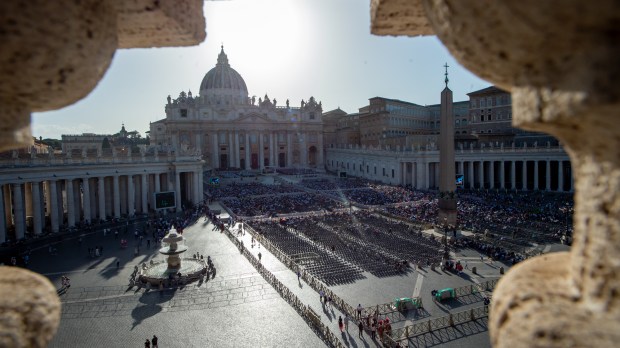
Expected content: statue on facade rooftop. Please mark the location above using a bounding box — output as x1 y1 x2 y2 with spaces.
286 99 289 108
167 95 171 104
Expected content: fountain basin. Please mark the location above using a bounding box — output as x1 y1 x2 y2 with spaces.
140 258 208 286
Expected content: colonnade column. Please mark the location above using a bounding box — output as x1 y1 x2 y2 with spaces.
0 186 4 242
13 184 25 239
193 171 200 204
511 161 516 189
479 160 484 188
50 180 59 232
287 132 293 167
66 179 75 227
546 160 551 191
425 162 430 189
489 161 495 189
258 132 264 170
534 160 539 190
468 161 474 189
269 132 275 167
174 171 182 212
244 133 250 170
235 131 240 168
31 182 42 235
98 177 106 220
522 160 528 190
228 131 234 168
113 175 120 218
558 161 564 192
127 175 135 217
141 174 148 213
82 178 91 223
212 132 218 169
152 173 161 209
500 161 505 189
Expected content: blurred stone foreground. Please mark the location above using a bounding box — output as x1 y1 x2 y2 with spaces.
0 1 205 346
2 0 620 347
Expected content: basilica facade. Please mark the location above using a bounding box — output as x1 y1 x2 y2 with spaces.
150 47 324 171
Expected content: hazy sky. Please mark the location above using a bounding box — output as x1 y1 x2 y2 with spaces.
32 0 490 139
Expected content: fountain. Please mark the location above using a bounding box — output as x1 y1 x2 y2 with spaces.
140 226 208 286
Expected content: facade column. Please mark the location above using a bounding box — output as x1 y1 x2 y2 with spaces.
66 179 75 227
113 175 120 218
287 132 293 167
511 161 516 189
141 174 148 213
269 132 274 167
301 133 308 167
425 162 430 189
500 160 505 189
558 161 564 192
212 132 219 169
546 160 551 191
13 184 25 239
153 173 161 209
234 131 241 168
318 132 324 169
244 133 250 170
0 186 5 242
24 183 32 224
534 160 539 190
50 180 59 232
31 182 42 234
258 131 264 170
228 131 234 168
175 171 182 212
198 170 204 201
82 178 91 223
98 177 106 220
479 160 484 188
489 161 495 189
193 171 200 204
522 160 528 190
195 133 201 155
127 175 135 217
468 161 474 189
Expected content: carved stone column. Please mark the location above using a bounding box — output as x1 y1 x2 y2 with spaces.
370 1 620 346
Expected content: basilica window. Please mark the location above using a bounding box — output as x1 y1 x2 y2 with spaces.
309 112 315 119
180 109 188 117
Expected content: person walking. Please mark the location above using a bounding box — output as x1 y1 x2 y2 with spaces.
371 321 376 339
358 320 364 339
144 338 150 348
338 316 344 332
116 259 120 269
151 335 158 348
357 304 363 319
297 270 301 282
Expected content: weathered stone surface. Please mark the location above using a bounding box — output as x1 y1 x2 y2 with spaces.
0 0 205 152
0 267 61 348
369 0 620 347
370 0 432 36
118 0 206 48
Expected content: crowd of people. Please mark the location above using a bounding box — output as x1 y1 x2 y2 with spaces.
206 182 302 199
222 193 345 217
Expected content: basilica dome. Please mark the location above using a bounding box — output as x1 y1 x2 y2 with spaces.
199 46 248 104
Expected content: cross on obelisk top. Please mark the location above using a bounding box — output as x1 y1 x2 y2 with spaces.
444 62 449 87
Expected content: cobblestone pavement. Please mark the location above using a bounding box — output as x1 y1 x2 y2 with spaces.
26 197 542 347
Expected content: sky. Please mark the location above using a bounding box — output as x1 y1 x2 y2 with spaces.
32 0 491 140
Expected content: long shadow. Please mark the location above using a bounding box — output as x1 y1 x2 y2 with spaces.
130 304 162 330
405 317 489 348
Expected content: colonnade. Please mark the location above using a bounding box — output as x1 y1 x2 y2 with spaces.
207 130 323 170
0 169 204 242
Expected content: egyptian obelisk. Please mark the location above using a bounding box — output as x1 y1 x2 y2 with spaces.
438 63 457 226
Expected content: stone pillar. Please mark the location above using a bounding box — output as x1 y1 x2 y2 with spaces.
228 131 234 168
44 181 52 223
32 182 43 234
258 131 264 170
12 184 25 239
489 161 495 189
522 160 527 190
425 162 430 190
212 132 219 169
287 132 293 167
269 132 275 167
24 183 32 223
468 161 474 189
500 160 505 189
195 133 201 155
511 161 516 190
141 173 148 213
152 173 161 209
558 161 564 192
49 180 59 233
301 133 308 167
174 171 182 212
235 131 241 168
98 177 106 221
546 160 551 191
82 178 91 223
127 175 134 217
193 170 201 204
318 131 324 168
478 160 484 188
66 179 75 227
0 186 4 242
534 160 539 190
245 133 250 170
113 175 120 218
